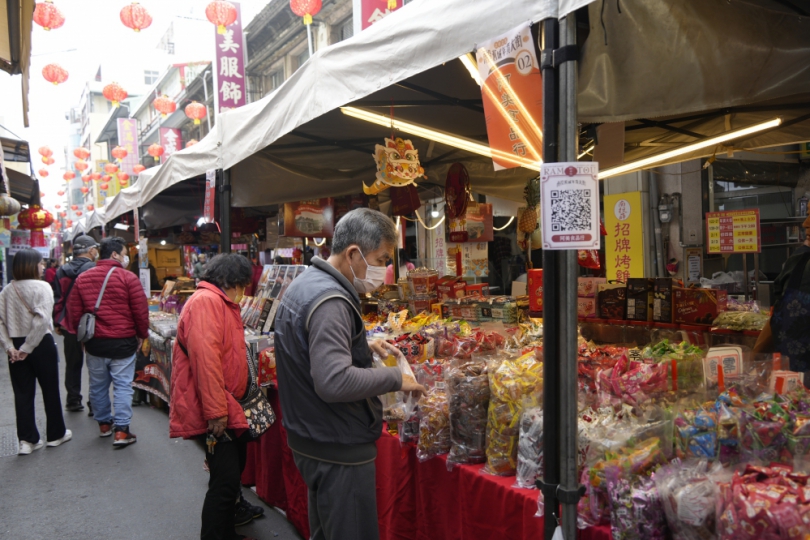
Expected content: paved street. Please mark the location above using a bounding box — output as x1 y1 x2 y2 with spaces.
0 335 302 540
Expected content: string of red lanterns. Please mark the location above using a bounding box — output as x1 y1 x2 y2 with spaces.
74 160 89 172
185 102 207 125
63 172 75 181
120 2 153 32
103 83 128 108
104 163 119 174
133 164 146 174
153 95 177 118
111 146 128 162
205 1 238 34
42 63 68 85
148 143 165 162
290 0 322 25
38 169 49 177
33 0 65 31
73 147 90 160
41 156 55 166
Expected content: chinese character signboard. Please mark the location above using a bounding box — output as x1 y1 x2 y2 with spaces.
476 23 543 171
604 192 645 282
541 162 600 250
159 128 183 162
706 209 761 254
214 1 246 112
116 119 140 175
357 0 403 31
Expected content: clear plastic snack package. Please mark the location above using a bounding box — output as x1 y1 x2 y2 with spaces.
372 350 419 424
446 359 490 468
416 385 451 462
654 459 726 540
517 407 543 489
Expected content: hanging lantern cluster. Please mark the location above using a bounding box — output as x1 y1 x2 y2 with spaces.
290 0 322 25
118 173 130 186
42 63 68 85
38 169 49 177
18 186 54 248
38 147 53 158
148 143 164 162
184 102 207 125
205 1 238 34
111 146 128 162
120 2 152 32
153 95 177 118
133 164 146 174
103 83 128 108
41 156 55 166
63 172 75 181
33 1 65 31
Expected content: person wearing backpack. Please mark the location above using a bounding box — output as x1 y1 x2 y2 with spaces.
67 237 149 446
52 235 97 413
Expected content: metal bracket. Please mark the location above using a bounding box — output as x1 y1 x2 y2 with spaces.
218 184 231 192
540 45 578 70
556 484 586 505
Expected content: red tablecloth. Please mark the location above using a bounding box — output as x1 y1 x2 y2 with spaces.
242 388 611 540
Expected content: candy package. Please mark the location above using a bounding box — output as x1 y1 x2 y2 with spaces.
416 385 451 462
674 407 718 459
578 342 626 394
386 333 434 364
654 459 727 540
447 360 491 468
372 351 419 423
484 351 544 476
596 354 668 408
605 469 666 540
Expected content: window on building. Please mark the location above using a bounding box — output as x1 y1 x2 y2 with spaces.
268 70 283 91
296 49 310 70
339 18 353 41
166 42 175 55
144 70 159 85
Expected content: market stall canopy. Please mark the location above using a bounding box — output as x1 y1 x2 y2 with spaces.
1 135 34 204
0 0 34 126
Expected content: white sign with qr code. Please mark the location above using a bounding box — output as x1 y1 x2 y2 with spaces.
541 162 601 250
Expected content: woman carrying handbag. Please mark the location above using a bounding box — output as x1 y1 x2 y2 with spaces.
0 249 71 454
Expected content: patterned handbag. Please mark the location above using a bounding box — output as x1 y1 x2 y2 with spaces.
771 253 810 374
238 347 275 438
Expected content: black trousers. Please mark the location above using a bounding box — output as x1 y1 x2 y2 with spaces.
201 434 248 540
8 335 67 444
62 331 84 406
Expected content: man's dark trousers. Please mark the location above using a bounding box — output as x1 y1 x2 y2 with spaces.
62 331 84 407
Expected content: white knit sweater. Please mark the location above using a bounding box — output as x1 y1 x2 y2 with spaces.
0 280 54 354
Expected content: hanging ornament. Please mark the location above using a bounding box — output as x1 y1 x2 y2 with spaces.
70 205 78 211
18 185 54 248
118 173 130 186
80 187 89 194
66 219 72 226
148 143 165 162
74 160 89 172
290 0 321 25
100 182 109 190
133 164 146 174
81 174 91 183
38 169 49 178
184 101 207 125
111 146 128 162
41 156 55 166
152 95 177 118
57 190 65 196
63 172 75 181
103 82 128 108
54 204 61 209
104 163 119 175
73 147 90 160
363 137 425 196
205 1 238 34
75 211 83 216
185 139 198 148
42 63 68 85
90 172 101 181
102 175 112 182
38 146 53 158
87 204 94 211
33 1 65 31
120 2 152 32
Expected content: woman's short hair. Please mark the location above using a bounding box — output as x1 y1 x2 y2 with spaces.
201 254 253 289
12 249 42 281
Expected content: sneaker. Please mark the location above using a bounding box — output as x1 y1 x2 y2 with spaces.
47 429 73 447
113 427 137 448
99 423 113 438
237 496 265 519
234 503 254 527
65 402 85 412
18 439 44 455
87 401 93 417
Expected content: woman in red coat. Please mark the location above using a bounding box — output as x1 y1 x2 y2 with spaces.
169 254 256 540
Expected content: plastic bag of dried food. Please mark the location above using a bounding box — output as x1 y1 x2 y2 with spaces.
516 407 543 489
484 351 543 476
446 360 490 468
416 384 451 462
372 350 418 423
654 459 725 540
605 469 666 540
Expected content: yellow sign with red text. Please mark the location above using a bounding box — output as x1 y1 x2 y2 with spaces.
604 192 645 282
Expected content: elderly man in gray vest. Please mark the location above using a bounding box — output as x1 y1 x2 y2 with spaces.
274 208 426 540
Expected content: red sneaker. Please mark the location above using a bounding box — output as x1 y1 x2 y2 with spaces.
99 423 113 438
113 429 137 448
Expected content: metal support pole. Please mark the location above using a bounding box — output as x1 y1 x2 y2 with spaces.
742 253 749 301
558 14 581 540
203 71 213 134
538 18 561 540
218 168 231 254
306 23 314 57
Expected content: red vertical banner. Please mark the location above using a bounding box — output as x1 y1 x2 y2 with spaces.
214 2 247 112
159 128 183 163
133 209 139 243
360 0 403 30
203 169 216 223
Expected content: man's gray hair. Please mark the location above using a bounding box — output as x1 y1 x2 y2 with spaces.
331 208 397 255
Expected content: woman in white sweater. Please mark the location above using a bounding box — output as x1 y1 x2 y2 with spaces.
0 249 71 454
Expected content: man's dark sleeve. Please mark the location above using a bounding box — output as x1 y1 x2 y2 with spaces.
307 298 402 403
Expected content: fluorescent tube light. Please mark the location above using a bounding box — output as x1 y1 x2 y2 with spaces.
113 223 129 231
598 118 782 179
459 54 482 86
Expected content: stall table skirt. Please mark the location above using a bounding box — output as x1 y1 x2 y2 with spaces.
243 388 610 540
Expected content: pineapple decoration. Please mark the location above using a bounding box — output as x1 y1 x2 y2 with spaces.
518 176 540 250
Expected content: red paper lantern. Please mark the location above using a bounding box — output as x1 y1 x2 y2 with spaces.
103 82 128 108
111 146 128 162
33 1 65 31
73 147 90 160
38 146 53 158
104 163 119 174
120 2 152 32
80 187 89 194
87 204 94 211
148 143 165 162
102 175 112 182
133 164 146 174
91 172 101 181
70 205 78 211
74 160 88 172
40 192 46 198
100 183 109 190
118 173 130 186
42 63 68 85
290 0 322 25
18 205 55 247
81 174 91 183
153 95 177 118
57 190 65 196
185 139 199 148
41 156 55 165
205 1 238 34
38 169 49 177
55 204 61 209
75 211 83 216
184 101 207 125
63 172 75 181
66 219 72 226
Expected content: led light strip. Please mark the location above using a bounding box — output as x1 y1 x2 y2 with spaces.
598 118 782 179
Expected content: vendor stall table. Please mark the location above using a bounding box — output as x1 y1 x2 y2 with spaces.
242 388 611 540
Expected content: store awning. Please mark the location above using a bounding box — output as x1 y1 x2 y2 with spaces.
0 0 34 127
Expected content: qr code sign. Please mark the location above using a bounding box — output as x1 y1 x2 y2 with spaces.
550 189 592 232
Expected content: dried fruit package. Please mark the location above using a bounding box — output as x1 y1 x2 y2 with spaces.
446 359 490 468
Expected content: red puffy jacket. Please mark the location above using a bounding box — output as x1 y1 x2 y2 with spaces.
67 259 149 340
169 282 248 439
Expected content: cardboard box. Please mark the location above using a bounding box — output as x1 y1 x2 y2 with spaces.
528 269 543 312
674 287 728 325
577 296 597 318
162 266 185 279
437 276 466 302
465 283 489 297
512 281 527 296
155 249 182 267
653 278 674 323
597 283 626 319
578 277 606 298
626 278 654 322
